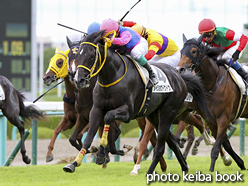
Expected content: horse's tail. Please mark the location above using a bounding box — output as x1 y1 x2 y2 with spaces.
16 90 45 121
180 70 215 125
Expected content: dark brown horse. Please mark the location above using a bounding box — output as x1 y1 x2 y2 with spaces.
0 75 44 164
43 45 82 162
43 39 132 165
63 30 215 174
176 33 247 172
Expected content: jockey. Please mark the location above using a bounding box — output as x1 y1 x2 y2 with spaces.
198 18 248 83
119 21 180 68
100 18 159 88
87 22 101 34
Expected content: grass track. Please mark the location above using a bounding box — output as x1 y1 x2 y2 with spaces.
0 156 247 186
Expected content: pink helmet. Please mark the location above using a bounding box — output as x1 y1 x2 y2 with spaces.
100 18 119 33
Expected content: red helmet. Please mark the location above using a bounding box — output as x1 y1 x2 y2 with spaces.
198 19 216 34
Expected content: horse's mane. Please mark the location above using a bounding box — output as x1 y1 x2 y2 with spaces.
201 44 228 66
85 30 127 55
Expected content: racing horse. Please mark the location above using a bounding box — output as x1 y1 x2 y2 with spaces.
63 30 215 174
43 38 132 164
43 45 82 162
0 75 44 164
176 33 247 172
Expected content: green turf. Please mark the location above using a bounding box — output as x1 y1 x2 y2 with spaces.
0 156 247 186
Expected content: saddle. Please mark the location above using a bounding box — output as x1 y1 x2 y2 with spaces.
225 65 248 120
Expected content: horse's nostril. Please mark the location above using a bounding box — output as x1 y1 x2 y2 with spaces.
43 76 50 80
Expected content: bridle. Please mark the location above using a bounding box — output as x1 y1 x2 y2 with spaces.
181 40 207 71
76 31 127 88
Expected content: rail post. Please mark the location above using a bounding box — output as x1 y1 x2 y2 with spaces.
32 119 38 165
114 125 121 162
240 118 245 156
0 116 7 166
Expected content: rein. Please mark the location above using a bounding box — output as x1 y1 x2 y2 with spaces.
77 31 127 88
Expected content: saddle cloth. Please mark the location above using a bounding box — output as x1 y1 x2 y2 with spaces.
133 61 173 93
133 60 193 102
0 85 5 100
225 64 248 120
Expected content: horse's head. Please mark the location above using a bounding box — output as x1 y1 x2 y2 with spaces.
176 33 205 74
66 36 84 83
43 47 70 86
74 30 105 89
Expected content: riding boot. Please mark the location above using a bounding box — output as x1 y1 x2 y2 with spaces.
236 66 248 84
143 63 159 89
228 59 248 84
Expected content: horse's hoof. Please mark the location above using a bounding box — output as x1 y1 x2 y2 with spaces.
46 155 54 163
191 148 198 155
122 144 133 156
221 155 232 166
130 164 140 175
183 165 190 174
130 171 138 176
95 156 105 165
102 164 107 169
23 157 31 164
89 146 98 153
104 155 110 164
63 163 76 173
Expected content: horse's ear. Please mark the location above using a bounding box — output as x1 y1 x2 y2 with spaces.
197 33 204 44
55 47 59 54
93 30 104 44
66 36 73 48
182 34 187 44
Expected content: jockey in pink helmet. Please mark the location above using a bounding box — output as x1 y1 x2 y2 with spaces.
100 18 158 88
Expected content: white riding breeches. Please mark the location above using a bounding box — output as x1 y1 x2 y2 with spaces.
149 50 181 68
130 37 148 61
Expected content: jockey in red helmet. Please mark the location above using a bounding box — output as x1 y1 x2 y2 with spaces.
198 18 248 83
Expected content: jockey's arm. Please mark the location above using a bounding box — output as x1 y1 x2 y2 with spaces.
112 31 132 46
145 42 162 60
226 29 248 52
122 21 137 27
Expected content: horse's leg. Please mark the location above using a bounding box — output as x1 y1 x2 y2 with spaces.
96 121 122 165
192 122 210 155
221 134 246 170
7 114 31 164
175 120 187 148
146 108 189 175
182 125 195 159
131 118 167 175
63 107 104 173
133 118 146 164
46 116 75 162
69 116 89 151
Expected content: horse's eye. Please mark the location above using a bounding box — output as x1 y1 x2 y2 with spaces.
90 54 95 61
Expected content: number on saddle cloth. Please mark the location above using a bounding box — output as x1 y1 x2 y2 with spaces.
0 85 5 100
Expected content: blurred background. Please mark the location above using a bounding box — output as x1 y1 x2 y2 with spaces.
1 0 248 102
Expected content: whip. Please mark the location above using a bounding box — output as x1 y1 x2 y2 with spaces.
119 0 142 21
33 79 65 103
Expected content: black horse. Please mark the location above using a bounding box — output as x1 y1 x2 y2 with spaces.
63 30 215 174
0 75 44 164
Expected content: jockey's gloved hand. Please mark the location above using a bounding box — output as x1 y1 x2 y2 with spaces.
118 20 123 26
232 50 241 61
